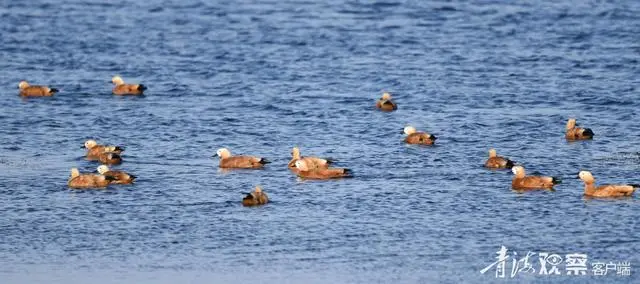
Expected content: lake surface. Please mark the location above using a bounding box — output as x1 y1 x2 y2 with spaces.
1 0 639 283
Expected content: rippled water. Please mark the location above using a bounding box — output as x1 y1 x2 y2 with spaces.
1 0 639 283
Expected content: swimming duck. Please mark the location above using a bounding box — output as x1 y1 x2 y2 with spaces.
242 185 269 206
294 160 352 179
213 148 270 169
287 147 332 172
97 152 122 165
403 126 437 145
565 118 594 141
484 148 515 169
68 168 113 189
111 76 147 95
578 171 638 198
376 92 397 112
83 139 124 157
97 165 136 184
18 81 58 97
511 166 560 190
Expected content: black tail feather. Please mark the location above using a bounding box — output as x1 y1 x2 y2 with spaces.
138 84 147 91
129 175 138 180
583 128 594 137
50 88 59 93
628 184 640 188
505 160 515 169
552 177 562 185
260 158 271 164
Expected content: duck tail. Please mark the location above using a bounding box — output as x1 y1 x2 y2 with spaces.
129 174 138 180
343 168 354 177
628 184 640 188
505 160 515 169
583 128 594 138
552 177 562 185
138 84 147 91
259 158 271 164
50 88 59 93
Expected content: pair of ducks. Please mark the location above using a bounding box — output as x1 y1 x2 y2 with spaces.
376 92 437 145
68 165 137 189
212 147 352 179
17 76 146 97
484 118 593 167
287 147 352 179
509 166 637 198
400 117 591 146
482 149 557 190
483 118 594 169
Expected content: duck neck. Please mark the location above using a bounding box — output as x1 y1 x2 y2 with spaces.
583 182 596 195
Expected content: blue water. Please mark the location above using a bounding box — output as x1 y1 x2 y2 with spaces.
1 0 639 283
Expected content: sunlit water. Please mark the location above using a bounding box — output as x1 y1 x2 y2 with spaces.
1 1 639 283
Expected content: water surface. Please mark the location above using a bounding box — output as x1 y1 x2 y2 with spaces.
1 0 639 283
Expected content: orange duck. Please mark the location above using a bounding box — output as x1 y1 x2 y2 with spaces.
242 186 269 206
213 148 270 169
294 160 352 180
511 166 560 190
375 92 397 112
402 126 436 145
578 171 638 198
565 118 594 141
484 149 515 169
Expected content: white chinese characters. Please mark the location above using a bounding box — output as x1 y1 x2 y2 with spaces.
481 246 631 278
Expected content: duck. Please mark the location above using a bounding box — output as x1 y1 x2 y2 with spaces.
18 81 58 97
402 126 437 145
484 148 515 169
578 171 638 198
111 76 147 95
213 148 270 169
83 139 124 157
97 165 136 184
97 152 122 165
242 185 269 206
294 160 352 179
68 168 113 189
511 166 560 190
565 118 594 141
287 147 332 172
375 92 397 111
